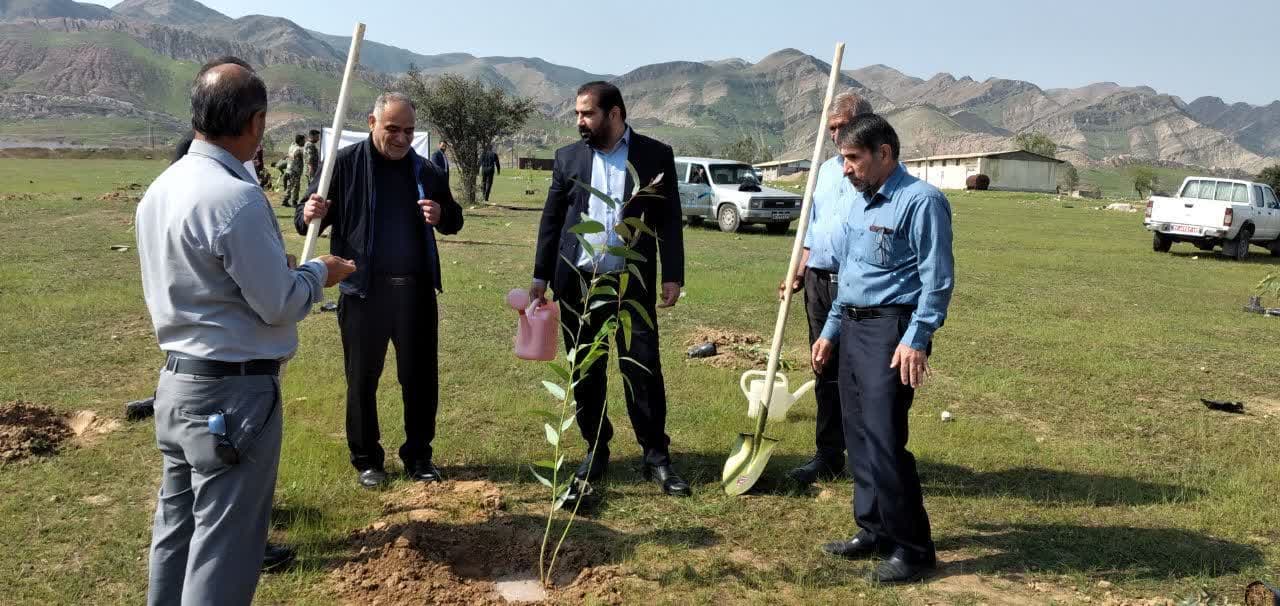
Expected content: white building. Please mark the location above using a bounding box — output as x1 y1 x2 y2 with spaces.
903 150 1064 193
753 158 811 181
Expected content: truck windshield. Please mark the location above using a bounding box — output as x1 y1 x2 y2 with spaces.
709 164 762 186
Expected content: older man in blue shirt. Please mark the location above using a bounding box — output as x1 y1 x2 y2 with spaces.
780 91 873 486
136 59 355 605
811 114 954 584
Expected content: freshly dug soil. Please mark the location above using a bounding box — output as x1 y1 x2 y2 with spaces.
0 401 73 462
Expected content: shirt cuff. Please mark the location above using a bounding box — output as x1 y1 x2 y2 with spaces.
899 322 933 351
820 319 841 342
532 278 548 288
302 259 328 304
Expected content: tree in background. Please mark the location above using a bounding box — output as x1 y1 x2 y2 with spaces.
1132 166 1159 198
401 70 536 205
1259 164 1280 194
1059 163 1079 193
1014 131 1058 158
719 136 773 164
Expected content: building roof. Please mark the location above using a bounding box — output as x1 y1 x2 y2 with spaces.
752 158 811 168
902 149 1065 164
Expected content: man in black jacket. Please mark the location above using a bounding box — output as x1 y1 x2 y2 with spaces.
297 92 463 489
529 81 689 505
431 140 449 183
480 144 500 202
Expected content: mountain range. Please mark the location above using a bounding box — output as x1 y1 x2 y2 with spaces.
1 0 1276 174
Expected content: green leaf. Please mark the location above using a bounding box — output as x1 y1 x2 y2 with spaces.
561 415 574 432
626 161 642 199
619 310 633 351
542 380 566 401
569 178 617 209
529 466 553 488
569 220 606 235
547 362 571 382
625 299 655 330
588 298 615 311
628 264 645 286
575 233 595 258
623 217 656 237
589 284 618 298
613 222 633 241
618 272 629 298
532 459 558 470
544 423 560 446
605 246 647 262
620 356 652 374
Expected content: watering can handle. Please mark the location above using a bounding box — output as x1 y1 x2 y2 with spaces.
740 370 767 398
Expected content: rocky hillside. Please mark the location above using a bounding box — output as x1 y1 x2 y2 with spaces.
0 0 1275 172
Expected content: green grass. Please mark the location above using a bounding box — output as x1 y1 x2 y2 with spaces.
1080 165 1207 199
1 160 1278 604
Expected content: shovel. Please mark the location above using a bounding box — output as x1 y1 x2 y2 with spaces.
722 42 846 496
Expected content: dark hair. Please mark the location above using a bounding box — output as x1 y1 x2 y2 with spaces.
196 56 253 78
171 132 194 164
836 113 900 161
576 81 626 121
190 60 267 138
308 129 320 137
294 134 305 145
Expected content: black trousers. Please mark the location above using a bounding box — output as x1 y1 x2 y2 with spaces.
559 273 671 467
337 275 439 471
481 169 495 202
803 268 845 462
837 313 934 558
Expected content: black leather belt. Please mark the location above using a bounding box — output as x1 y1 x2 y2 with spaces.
843 305 915 321
808 268 837 279
165 355 280 377
376 274 421 287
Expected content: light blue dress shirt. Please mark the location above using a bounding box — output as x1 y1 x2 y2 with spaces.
804 154 859 272
135 139 327 362
576 128 631 274
820 165 955 350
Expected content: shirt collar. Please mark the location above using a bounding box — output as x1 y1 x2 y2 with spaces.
870 163 908 202
188 138 255 183
592 126 631 154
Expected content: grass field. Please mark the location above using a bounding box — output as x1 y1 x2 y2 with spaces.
2 159 1279 604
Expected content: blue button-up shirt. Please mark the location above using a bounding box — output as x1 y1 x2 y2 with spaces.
804 154 858 271
135 139 327 362
576 128 631 274
820 165 954 350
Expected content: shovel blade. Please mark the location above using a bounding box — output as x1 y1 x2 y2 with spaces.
721 434 780 496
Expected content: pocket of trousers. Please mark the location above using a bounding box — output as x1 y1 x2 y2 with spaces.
174 376 279 474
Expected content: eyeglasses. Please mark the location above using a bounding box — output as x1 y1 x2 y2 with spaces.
207 412 241 466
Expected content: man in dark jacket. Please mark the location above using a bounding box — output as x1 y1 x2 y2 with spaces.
529 81 689 505
297 92 463 488
431 140 449 183
480 144 500 202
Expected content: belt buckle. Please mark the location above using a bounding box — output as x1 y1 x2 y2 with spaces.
389 276 411 287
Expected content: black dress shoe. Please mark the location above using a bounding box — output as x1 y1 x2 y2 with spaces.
262 542 296 573
357 468 388 488
869 549 936 584
787 455 845 486
575 449 609 482
557 477 596 511
124 396 155 422
643 464 692 497
407 461 443 483
821 531 886 560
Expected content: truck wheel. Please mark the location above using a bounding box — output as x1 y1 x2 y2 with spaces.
1226 226 1252 260
686 215 704 227
717 205 741 233
1152 232 1172 253
765 222 789 235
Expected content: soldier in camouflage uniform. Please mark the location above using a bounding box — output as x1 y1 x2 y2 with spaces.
303 129 320 190
282 134 305 207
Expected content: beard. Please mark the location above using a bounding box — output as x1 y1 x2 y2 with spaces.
849 175 877 194
579 123 611 148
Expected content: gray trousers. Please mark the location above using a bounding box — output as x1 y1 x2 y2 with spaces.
148 370 283 606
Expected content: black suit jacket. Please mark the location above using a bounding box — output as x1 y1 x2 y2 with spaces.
430 149 449 178
533 129 685 306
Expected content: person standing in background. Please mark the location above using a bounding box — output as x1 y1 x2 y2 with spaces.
303 129 321 188
282 134 305 207
431 140 450 183
480 144 501 202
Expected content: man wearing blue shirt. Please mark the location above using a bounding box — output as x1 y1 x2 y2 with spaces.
780 91 873 486
811 114 954 584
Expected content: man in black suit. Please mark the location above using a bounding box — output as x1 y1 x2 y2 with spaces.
529 81 690 504
431 140 450 183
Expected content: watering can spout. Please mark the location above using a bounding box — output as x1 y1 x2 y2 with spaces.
791 379 816 402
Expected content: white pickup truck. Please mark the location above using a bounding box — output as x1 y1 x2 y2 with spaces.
1144 177 1280 259
675 156 803 233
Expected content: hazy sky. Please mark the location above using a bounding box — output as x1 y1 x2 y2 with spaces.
90 0 1279 106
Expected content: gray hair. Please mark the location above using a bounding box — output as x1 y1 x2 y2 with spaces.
371 92 416 119
832 90 873 120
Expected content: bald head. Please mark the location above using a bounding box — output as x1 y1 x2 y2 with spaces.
190 60 267 139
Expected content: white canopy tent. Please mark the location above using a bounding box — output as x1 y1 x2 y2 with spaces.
320 128 432 160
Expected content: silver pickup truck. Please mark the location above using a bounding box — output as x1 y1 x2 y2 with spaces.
675 156 802 233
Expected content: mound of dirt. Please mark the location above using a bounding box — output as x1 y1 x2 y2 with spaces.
327 480 630 605
683 327 795 370
0 401 73 462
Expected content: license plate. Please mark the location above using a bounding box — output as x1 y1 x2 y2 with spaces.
1169 224 1201 235
771 211 790 220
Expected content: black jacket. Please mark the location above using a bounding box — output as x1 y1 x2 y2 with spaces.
430 149 450 178
533 129 684 306
294 137 463 297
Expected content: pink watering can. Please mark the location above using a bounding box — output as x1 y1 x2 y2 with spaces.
506 288 560 361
